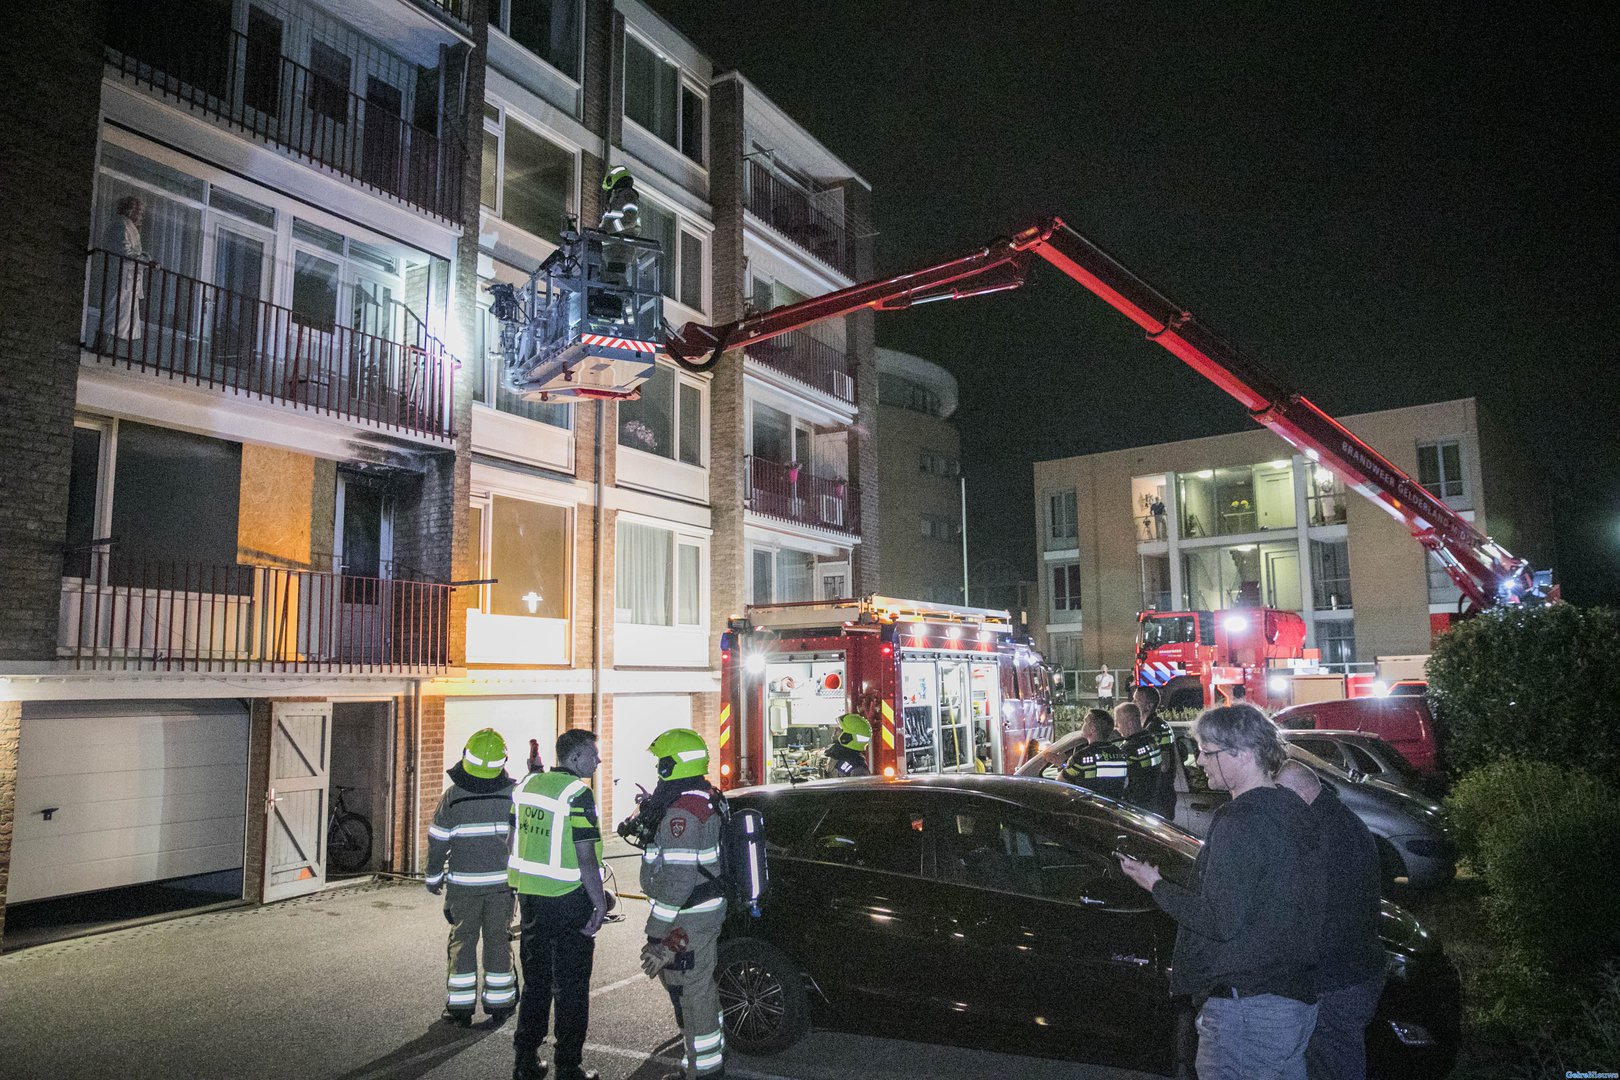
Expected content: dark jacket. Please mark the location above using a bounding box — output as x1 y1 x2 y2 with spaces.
1311 784 1387 990
1119 730 1161 810
824 743 871 777
1152 784 1322 1001
426 763 517 894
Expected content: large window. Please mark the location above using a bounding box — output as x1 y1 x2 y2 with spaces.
1428 552 1464 607
497 0 581 80
483 108 576 240
749 545 819 604
1307 463 1347 526
486 496 570 619
618 362 703 465
1132 474 1169 541
1177 461 1295 539
623 34 704 164
1182 540 1303 611
1047 490 1077 545
1051 563 1081 612
636 200 704 310
1417 440 1468 506
471 288 571 428
1141 554 1171 611
1315 618 1357 667
1310 539 1352 611
616 521 703 626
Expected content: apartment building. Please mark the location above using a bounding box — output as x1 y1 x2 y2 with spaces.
875 347 964 605
0 0 874 944
1031 398 1552 676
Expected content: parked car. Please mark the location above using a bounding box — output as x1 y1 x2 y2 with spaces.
719 775 1461 1078
1273 697 1442 773
1387 679 1428 697
1280 729 1448 800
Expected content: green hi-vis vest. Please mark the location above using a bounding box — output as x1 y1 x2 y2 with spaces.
508 771 601 896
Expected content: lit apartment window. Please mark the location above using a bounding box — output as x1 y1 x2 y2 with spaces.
619 362 703 465
1051 563 1081 611
482 106 576 240
623 33 705 164
1417 440 1468 505
481 496 571 618
1048 491 1077 544
1311 539 1353 611
494 0 582 80
617 521 704 625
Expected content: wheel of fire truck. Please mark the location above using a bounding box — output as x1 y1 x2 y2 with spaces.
716 938 811 1055
1162 676 1205 713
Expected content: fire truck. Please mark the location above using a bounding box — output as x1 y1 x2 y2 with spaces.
716 596 1053 788
1135 608 1308 711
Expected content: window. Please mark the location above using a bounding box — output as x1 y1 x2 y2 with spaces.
1048 491 1077 544
1315 618 1357 667
64 425 105 578
1428 552 1464 607
500 0 581 80
1140 554 1171 611
1311 539 1353 611
776 549 814 602
619 363 703 465
623 34 704 164
616 521 703 626
487 496 570 618
750 402 791 464
920 516 959 542
918 452 959 477
1417 440 1467 504
307 40 352 122
471 290 571 428
934 807 1127 905
109 422 244 586
800 797 925 875
243 7 283 117
679 230 703 310
637 201 703 309
1051 563 1081 611
497 116 575 239
1307 463 1347 526
1182 540 1302 612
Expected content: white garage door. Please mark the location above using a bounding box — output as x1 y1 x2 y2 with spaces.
11 700 249 904
443 698 558 790
610 696 691 825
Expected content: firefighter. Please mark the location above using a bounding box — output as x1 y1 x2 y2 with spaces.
509 729 607 1080
823 713 873 777
599 165 640 236
631 729 728 1080
1114 701 1164 813
425 728 519 1026
1058 708 1127 801
1134 684 1179 819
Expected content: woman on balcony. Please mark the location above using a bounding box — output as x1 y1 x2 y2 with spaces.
101 196 150 347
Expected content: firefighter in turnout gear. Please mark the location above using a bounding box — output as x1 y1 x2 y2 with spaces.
1134 684 1178 819
599 166 640 237
426 728 519 1026
1113 701 1165 814
1058 709 1127 801
823 713 873 777
630 729 728 1079
509 729 607 1080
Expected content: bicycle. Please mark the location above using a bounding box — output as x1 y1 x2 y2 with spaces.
327 784 374 874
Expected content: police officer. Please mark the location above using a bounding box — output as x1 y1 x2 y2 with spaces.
599 165 640 236
426 728 519 1026
629 729 728 1080
1134 684 1179 819
509 729 607 1080
1113 701 1164 814
823 713 872 777
1058 709 1127 801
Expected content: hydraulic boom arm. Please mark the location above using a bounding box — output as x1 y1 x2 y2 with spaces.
668 217 1548 613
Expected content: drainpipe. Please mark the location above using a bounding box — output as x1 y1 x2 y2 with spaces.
407 678 421 875
593 400 605 733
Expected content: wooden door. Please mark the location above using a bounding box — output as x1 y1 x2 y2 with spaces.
263 701 333 901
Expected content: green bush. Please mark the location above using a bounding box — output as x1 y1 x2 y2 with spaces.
1516 964 1620 1077
1444 758 1610 867
1050 704 1087 741
1427 604 1620 778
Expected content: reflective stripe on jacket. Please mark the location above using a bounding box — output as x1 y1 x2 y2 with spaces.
426 774 517 894
508 770 602 896
641 787 728 935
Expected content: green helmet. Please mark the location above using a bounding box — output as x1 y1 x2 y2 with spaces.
462 728 509 779
649 727 709 781
602 165 632 192
837 713 872 750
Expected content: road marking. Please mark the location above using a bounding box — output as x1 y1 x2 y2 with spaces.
589 971 648 998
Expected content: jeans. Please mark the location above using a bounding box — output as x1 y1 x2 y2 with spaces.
1195 993 1318 1080
1306 974 1386 1080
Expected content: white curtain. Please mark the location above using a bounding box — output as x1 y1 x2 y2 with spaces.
616 522 670 625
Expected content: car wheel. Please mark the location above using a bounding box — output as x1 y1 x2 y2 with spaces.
1376 835 1405 883
717 938 811 1055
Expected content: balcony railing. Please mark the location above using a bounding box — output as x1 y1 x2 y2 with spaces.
746 160 857 277
746 456 861 536
59 553 451 673
83 249 456 439
106 22 465 221
746 331 856 405
417 0 472 26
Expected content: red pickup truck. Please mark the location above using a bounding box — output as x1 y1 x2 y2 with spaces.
1273 696 1441 774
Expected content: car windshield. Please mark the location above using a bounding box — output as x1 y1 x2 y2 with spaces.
1141 615 1197 648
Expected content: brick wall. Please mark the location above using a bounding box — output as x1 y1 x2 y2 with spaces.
414 694 447 864
0 701 19 944
241 699 273 903
0 4 106 662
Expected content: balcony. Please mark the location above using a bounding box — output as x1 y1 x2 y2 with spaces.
83 249 457 440
746 331 856 405
59 553 451 674
746 456 860 536
417 0 472 27
745 160 859 278
105 18 465 221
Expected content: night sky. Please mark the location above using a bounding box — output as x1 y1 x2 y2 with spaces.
650 0 1620 606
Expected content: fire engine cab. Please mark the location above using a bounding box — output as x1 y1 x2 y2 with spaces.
1135 607 1308 711
716 596 1053 788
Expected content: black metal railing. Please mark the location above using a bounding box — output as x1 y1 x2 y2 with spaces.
745 160 857 277
84 248 456 439
59 552 451 673
417 0 472 26
106 22 464 220
745 331 856 405
746 456 861 535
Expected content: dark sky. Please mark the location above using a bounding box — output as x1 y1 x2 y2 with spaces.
650 0 1620 605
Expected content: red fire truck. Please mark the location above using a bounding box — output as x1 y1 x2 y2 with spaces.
1135 608 1308 711
716 596 1053 788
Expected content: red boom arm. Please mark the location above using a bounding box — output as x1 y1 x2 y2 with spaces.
667 217 1547 612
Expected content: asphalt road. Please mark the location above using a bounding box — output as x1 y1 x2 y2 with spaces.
0 876 1159 1080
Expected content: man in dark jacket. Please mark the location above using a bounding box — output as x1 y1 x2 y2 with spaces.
1118 704 1321 1080
1135 684 1179 819
1113 702 1162 813
1058 709 1127 800
1278 761 1386 1080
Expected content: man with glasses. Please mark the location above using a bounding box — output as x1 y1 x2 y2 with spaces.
1117 704 1322 1080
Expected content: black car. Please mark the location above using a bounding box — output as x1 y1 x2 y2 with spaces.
719 775 1460 1078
